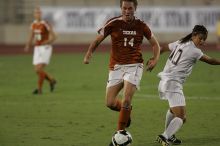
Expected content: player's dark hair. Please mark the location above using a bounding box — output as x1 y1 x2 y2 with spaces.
120 0 138 9
180 25 208 44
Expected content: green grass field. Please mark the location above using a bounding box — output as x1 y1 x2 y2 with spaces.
0 51 220 146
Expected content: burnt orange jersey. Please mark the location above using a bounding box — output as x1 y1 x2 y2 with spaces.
31 20 50 46
98 16 152 70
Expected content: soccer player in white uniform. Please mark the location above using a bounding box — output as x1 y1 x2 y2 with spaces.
156 25 220 146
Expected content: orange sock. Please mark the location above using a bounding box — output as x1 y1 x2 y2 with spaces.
43 71 53 82
37 71 46 91
117 107 131 130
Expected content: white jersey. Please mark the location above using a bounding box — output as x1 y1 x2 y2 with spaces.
158 40 203 84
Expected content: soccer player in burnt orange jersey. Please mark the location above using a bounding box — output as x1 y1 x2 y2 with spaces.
84 0 160 132
24 7 57 94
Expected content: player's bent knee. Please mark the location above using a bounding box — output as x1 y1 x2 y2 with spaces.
176 115 186 123
106 102 117 111
106 103 113 108
35 67 43 73
107 105 119 111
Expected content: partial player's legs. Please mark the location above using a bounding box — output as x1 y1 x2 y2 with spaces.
33 63 56 94
106 83 123 111
49 79 57 92
164 109 182 145
117 81 136 130
166 107 185 144
107 64 142 146
107 81 135 146
157 90 186 146
165 109 175 129
157 106 185 146
106 81 132 129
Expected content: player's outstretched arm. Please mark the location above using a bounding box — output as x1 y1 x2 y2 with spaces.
146 35 160 71
83 34 105 64
200 54 220 65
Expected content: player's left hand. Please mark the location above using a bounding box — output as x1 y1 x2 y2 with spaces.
146 57 157 72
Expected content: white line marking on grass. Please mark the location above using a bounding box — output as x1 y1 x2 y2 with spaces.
135 94 220 100
141 82 220 90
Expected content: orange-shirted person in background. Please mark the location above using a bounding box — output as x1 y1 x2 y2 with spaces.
84 0 160 144
216 17 220 49
24 6 57 94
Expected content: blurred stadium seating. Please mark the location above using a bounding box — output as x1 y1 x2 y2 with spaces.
0 0 219 46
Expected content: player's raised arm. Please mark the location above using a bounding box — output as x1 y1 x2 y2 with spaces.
200 54 220 65
146 35 160 71
83 34 106 64
24 29 34 52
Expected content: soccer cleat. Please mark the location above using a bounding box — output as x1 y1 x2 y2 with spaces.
168 135 182 145
109 141 114 146
156 135 170 146
32 89 42 95
50 80 57 92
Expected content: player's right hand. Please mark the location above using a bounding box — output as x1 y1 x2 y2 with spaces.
146 57 157 72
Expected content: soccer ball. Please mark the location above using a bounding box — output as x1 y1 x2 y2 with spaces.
112 130 133 146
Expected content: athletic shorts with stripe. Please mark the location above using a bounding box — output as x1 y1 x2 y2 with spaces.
158 80 186 107
107 63 143 90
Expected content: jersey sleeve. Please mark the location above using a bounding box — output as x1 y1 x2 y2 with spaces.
168 41 179 51
42 21 51 31
193 48 204 60
143 23 152 40
97 20 112 37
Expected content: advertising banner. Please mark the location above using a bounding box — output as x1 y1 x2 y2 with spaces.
42 7 220 33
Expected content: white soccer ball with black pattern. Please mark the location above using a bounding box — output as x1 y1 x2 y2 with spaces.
112 130 132 146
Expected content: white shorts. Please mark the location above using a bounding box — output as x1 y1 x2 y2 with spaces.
159 91 186 107
158 80 185 107
107 63 143 90
33 45 52 65
158 80 183 93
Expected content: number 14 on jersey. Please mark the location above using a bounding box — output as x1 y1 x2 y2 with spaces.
124 38 134 47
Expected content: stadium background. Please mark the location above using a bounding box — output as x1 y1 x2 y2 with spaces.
0 0 220 54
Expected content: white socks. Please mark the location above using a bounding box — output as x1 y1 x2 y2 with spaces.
165 109 174 129
163 117 183 139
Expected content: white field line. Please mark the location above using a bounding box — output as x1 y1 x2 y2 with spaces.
138 82 220 100
140 82 220 89
135 94 220 100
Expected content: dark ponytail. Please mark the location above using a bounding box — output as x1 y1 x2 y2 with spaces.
179 33 192 44
179 25 208 44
